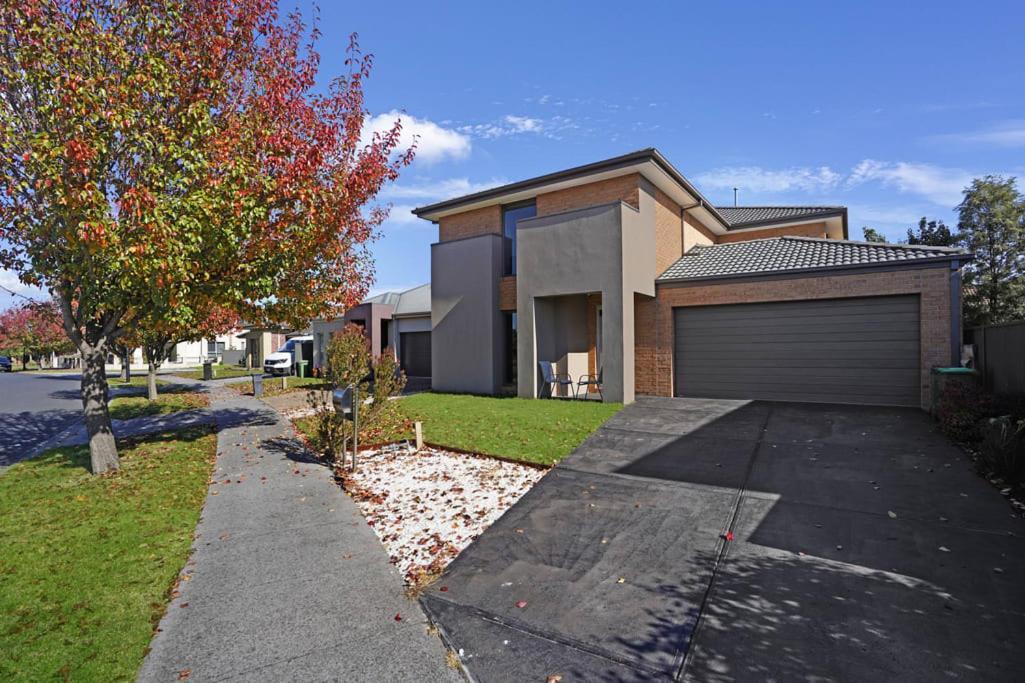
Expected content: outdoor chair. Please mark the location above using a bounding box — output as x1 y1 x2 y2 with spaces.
538 360 575 399
576 367 603 400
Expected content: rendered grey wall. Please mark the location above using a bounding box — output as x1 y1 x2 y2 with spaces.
516 202 627 401
431 234 504 394
515 192 656 403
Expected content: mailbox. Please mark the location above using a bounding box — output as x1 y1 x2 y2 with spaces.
332 386 357 422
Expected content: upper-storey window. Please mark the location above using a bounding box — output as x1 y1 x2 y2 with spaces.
502 201 536 275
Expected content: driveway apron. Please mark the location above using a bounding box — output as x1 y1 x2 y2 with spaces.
421 397 1025 682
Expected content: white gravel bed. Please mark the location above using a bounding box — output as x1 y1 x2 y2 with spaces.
340 444 546 583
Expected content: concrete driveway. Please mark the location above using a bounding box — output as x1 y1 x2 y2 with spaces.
421 397 1025 681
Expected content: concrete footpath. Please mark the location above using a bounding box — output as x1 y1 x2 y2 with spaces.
139 383 458 682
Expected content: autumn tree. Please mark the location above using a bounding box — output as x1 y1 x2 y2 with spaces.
137 305 241 400
957 176 1025 327
0 1 412 473
0 300 73 368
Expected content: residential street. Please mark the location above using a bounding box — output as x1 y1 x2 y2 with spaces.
0 372 84 469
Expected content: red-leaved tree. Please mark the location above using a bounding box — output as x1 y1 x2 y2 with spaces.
0 1 412 472
0 300 74 368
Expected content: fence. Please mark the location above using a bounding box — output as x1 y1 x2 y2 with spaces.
967 320 1025 396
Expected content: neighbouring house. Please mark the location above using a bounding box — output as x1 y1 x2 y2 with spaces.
311 284 432 383
239 328 289 369
109 331 246 368
413 148 969 410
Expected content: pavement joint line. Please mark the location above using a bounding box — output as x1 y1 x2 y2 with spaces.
737 490 1023 538
556 461 743 498
423 593 670 680
675 404 774 681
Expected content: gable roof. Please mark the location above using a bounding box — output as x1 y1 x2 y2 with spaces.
360 283 430 317
657 236 967 283
716 206 846 229
392 283 431 317
411 148 732 234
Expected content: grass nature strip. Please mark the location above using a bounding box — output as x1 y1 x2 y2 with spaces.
0 428 217 681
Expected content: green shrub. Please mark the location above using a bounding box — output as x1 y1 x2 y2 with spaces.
304 325 407 463
978 416 1025 484
935 379 995 442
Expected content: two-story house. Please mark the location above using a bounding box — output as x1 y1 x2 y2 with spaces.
414 149 968 410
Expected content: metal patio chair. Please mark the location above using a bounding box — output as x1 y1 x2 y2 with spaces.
538 360 575 399
576 367 603 400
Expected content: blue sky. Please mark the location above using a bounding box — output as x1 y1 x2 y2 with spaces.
3 0 1022 307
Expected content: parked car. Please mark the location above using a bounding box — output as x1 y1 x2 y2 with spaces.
0 356 11 372
263 336 313 376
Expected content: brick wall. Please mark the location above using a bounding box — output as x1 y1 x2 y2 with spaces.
499 276 517 311
438 205 502 242
635 265 952 410
654 189 683 273
682 210 717 252
716 221 830 243
536 174 640 216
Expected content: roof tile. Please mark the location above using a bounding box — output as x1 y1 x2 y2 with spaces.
716 206 844 228
657 237 965 282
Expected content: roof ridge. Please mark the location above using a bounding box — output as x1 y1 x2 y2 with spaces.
780 235 964 253
716 205 844 209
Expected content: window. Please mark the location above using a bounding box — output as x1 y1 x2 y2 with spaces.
503 312 517 385
502 201 536 275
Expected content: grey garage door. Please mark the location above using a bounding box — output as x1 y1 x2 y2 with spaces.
400 332 431 378
673 295 920 406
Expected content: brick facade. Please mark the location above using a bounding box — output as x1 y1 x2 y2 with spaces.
716 221 834 243
654 189 683 273
635 265 952 410
437 205 502 242
499 276 517 311
536 174 640 216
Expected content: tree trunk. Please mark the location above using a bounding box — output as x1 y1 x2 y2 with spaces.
147 361 159 400
81 348 119 473
121 349 131 382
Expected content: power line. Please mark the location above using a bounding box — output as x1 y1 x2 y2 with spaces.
0 282 40 303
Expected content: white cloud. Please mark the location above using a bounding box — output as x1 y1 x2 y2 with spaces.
363 111 471 164
458 114 575 140
930 119 1025 148
849 205 925 227
697 159 975 208
380 204 421 225
847 160 971 207
381 177 508 202
695 166 843 194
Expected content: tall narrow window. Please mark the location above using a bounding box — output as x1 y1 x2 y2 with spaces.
503 312 518 386
502 201 536 275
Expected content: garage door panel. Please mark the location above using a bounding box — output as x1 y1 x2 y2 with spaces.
680 299 919 324
674 356 917 370
679 317 921 338
677 368 920 386
673 295 920 407
677 330 920 346
677 340 921 360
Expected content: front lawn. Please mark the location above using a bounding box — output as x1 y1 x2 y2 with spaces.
108 375 168 389
297 393 621 466
108 392 209 420
234 375 327 397
172 364 254 381
0 428 216 681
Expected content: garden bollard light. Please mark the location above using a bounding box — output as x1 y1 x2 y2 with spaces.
252 373 263 397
